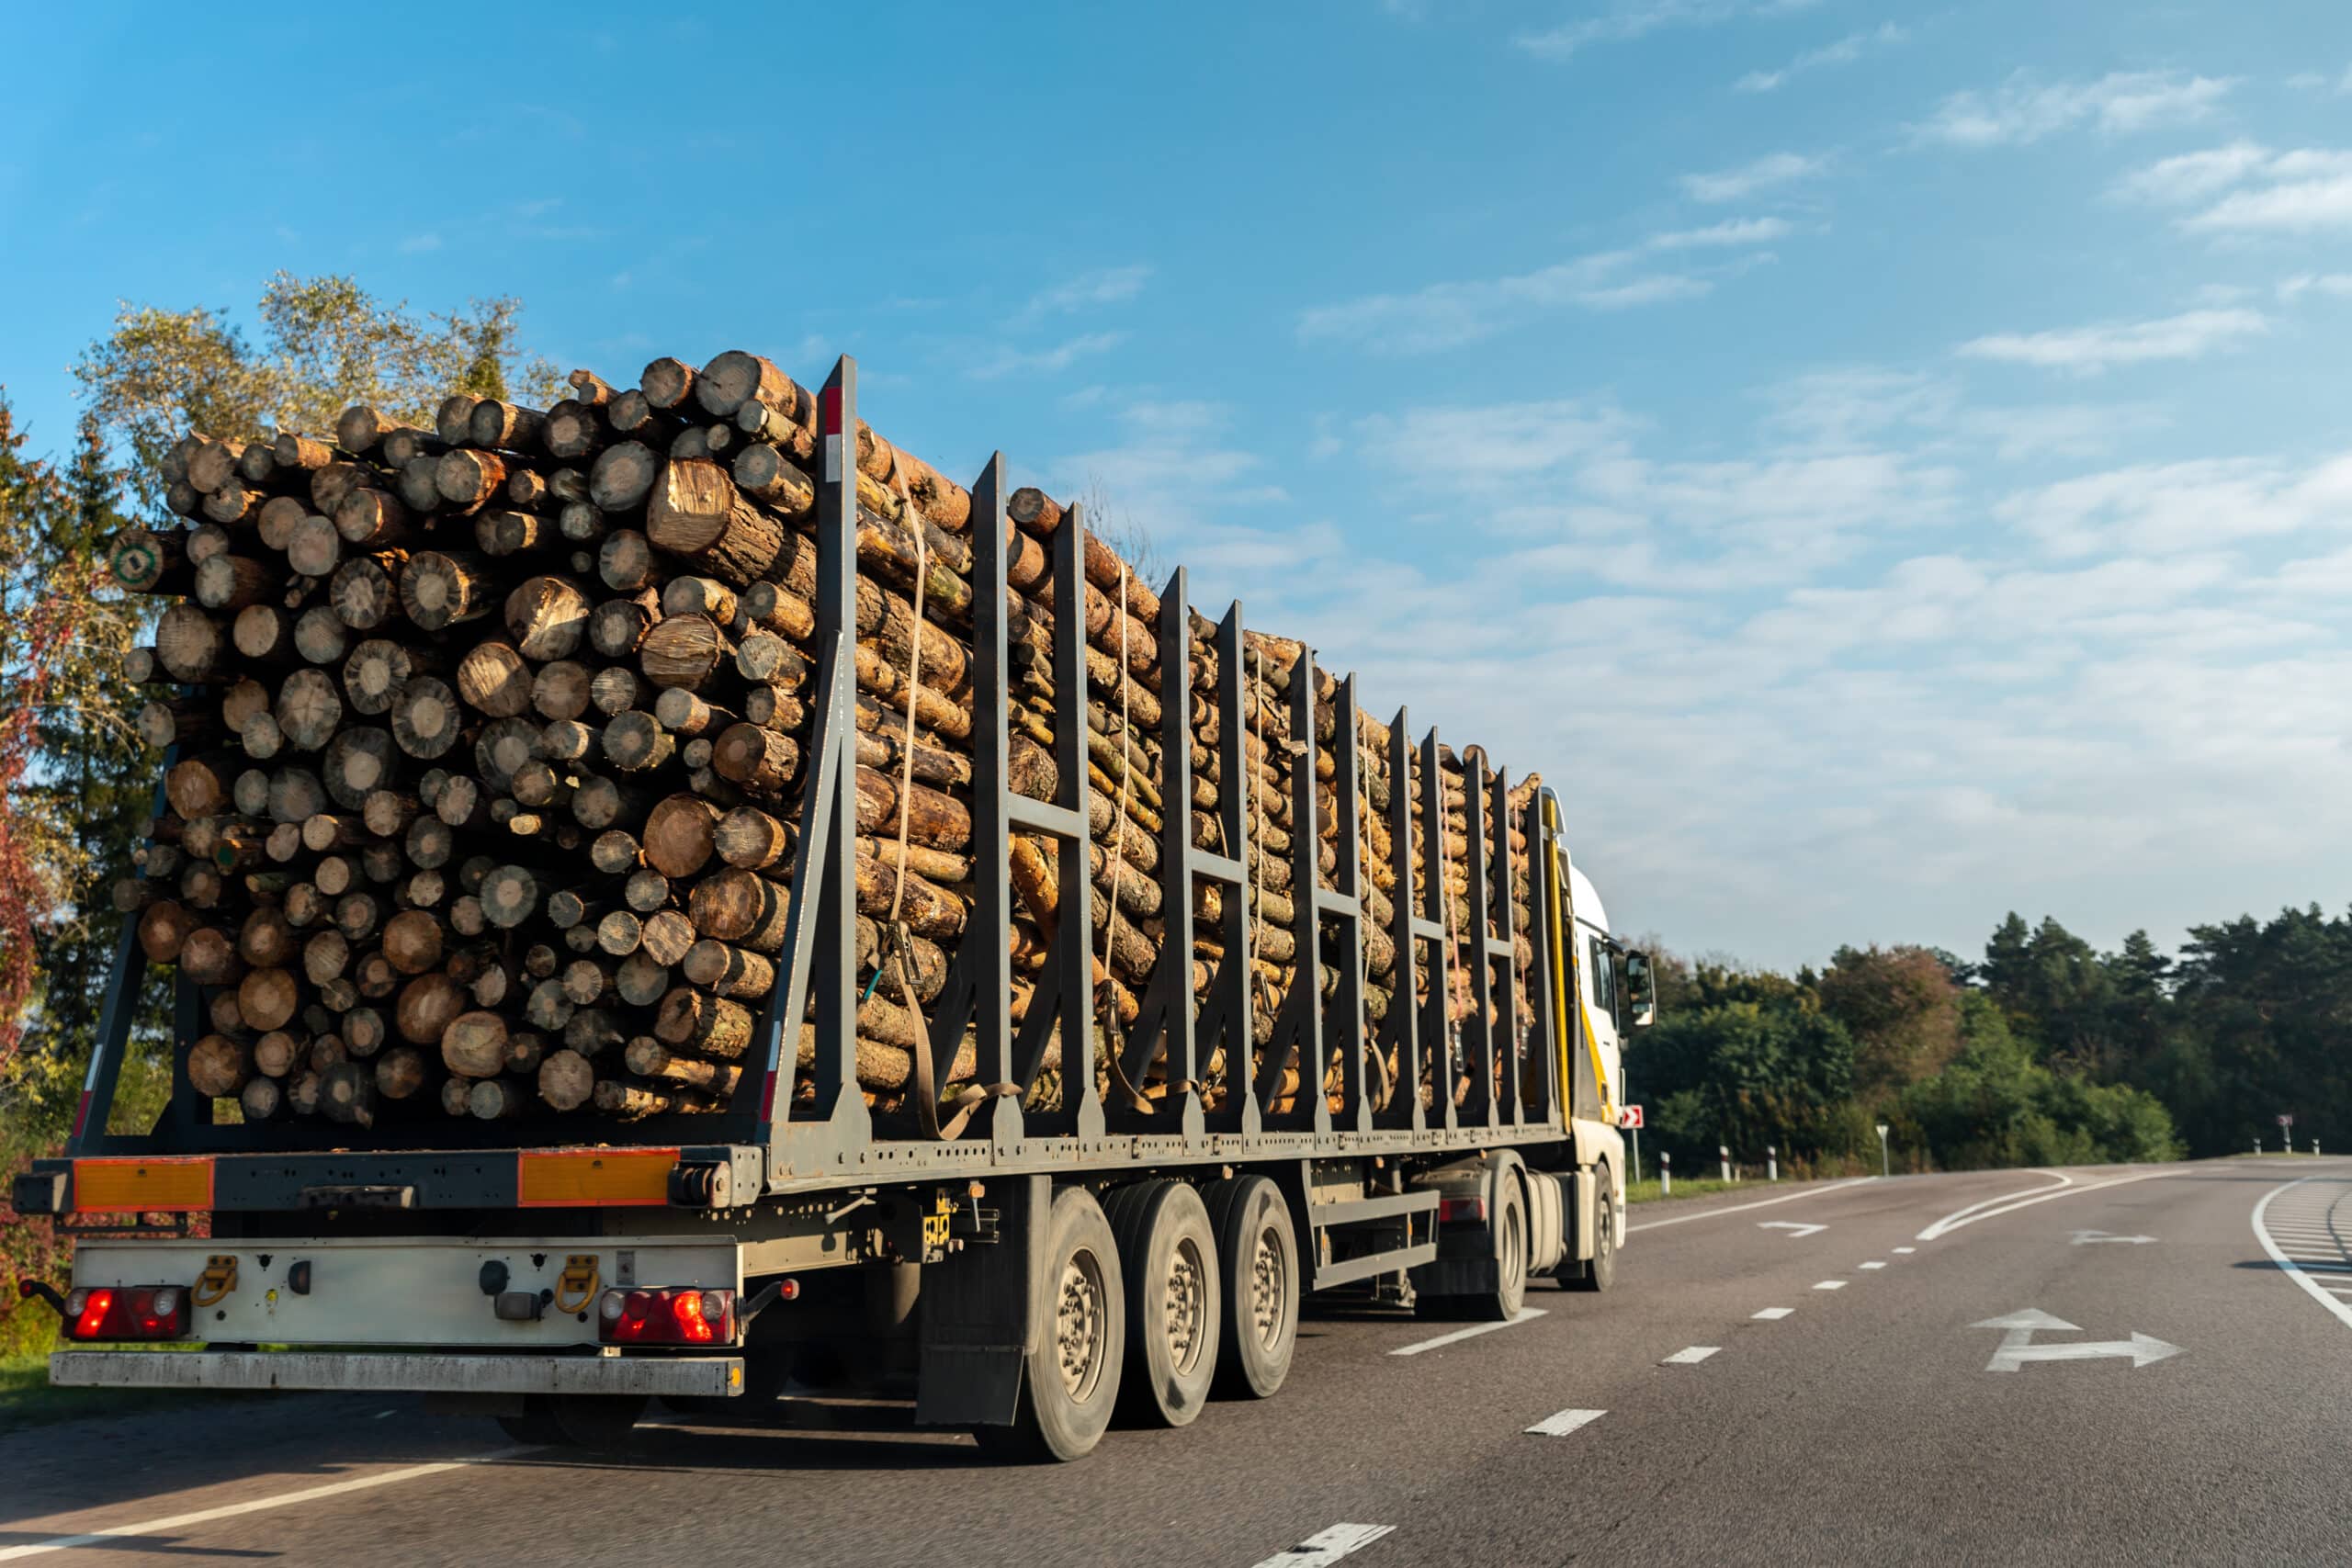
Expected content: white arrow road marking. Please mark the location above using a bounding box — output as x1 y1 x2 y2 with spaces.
2252 1177 2352 1332
1972 1309 2183 1371
1387 1307 1546 1357
1629 1177 1877 1234
2072 1230 2158 1245
1661 1346 1720 1364
1918 1168 2176 1241
1814 1280 1847 1291
0 1454 507 1562
1526 1408 1608 1436
1758 1220 1827 1237
1252 1524 1396 1567
1752 1307 1794 1319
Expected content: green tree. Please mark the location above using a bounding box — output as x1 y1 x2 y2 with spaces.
75 272 560 514
1815 944 1962 1101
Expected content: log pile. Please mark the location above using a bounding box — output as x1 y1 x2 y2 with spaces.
111 351 1539 1137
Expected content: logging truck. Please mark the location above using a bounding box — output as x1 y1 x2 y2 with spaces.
15 355 1655 1461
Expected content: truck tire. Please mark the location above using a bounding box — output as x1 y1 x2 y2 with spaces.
1476 1170 1530 1321
494 1396 568 1446
974 1184 1125 1462
549 1393 645 1450
1569 1164 1616 1293
1203 1175 1298 1400
1105 1180 1221 1427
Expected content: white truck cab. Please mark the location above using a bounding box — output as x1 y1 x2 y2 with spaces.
1557 855 1657 1248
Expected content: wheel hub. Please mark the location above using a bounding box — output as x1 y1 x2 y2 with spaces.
1249 1224 1288 1349
1165 1238 1207 1372
1056 1249 1107 1400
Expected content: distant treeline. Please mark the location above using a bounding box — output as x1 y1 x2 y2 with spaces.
1630 906 2349 1175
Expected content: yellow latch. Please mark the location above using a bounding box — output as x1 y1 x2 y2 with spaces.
554 1254 600 1314
192 1255 238 1308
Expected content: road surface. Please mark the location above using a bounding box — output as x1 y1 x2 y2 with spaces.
5 1157 2348 1566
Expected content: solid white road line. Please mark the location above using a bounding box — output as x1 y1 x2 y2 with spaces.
1252 1523 1396 1567
1526 1408 1609 1437
0 1454 507 1562
1661 1347 1721 1365
1752 1307 1794 1320
1916 1168 2176 1241
1814 1280 1847 1291
1859 1260 1886 1269
1913 1169 2074 1239
1629 1178 1876 1234
2252 1179 2352 1332
1387 1307 1547 1357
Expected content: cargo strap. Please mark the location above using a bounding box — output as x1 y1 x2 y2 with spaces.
877 481 1014 1140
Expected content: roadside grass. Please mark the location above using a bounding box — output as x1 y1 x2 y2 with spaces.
0 1342 249 1435
1624 1175 1744 1204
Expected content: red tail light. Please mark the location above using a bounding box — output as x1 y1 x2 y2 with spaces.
1438 1196 1487 1225
597 1287 734 1345
62 1285 187 1341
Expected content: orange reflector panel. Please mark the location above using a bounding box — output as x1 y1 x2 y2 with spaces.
516 1148 679 1208
73 1157 214 1213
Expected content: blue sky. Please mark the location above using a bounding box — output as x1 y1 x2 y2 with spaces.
5 1 2349 969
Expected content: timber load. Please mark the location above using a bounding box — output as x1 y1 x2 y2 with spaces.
111 351 1541 1139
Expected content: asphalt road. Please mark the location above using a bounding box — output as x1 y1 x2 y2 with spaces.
6 1156 2349 1566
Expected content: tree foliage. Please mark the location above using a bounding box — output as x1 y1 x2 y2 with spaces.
74 273 561 514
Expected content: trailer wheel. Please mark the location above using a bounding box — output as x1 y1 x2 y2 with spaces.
974 1184 1125 1462
1569 1164 1616 1293
1105 1180 1221 1427
1419 1169 1530 1322
549 1393 645 1450
494 1396 568 1447
1203 1175 1298 1400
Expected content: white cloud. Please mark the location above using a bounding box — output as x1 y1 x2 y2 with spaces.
1680 152 1827 202
398 233 442 254
2109 142 2274 205
967 331 1127 380
1299 218 1785 352
1735 21 1903 93
1914 70 2233 148
1996 456 2352 558
1015 265 1152 324
2187 172 2352 234
1955 309 2267 375
1516 0 1821 62
2280 273 2352 299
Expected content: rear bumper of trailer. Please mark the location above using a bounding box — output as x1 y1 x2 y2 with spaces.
49 1349 744 1398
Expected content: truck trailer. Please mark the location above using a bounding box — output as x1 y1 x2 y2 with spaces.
16 355 1654 1461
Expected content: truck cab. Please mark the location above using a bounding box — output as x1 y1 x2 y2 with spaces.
1557 854 1655 1252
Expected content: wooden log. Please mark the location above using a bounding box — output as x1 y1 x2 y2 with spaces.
292 606 350 666
395 972 466 1045
396 455 444 515
647 460 794 586
712 805 795 871
456 639 535 720
653 986 754 1059
642 794 721 878
468 1077 528 1119
156 604 229 683
475 716 540 791
853 764 970 852
505 574 592 660
475 507 548 558
640 908 696 966
532 660 593 721
711 723 798 794
187 1034 251 1099
390 677 466 760
680 938 775 1000
323 727 398 809
401 551 493 631
301 928 351 987
685 867 790 953
589 441 660 512
137 901 198 963
344 638 431 716
470 400 543 452
695 351 799 419
435 449 507 512
237 966 301 1032
538 1049 595 1111
639 613 735 692
480 863 538 929
544 399 605 461
330 553 401 630
334 488 411 549
601 710 673 773
639 356 698 410
625 1037 742 1096
441 1010 509 1078
571 774 648 830
381 908 446 975
319 1061 377 1125
275 668 342 751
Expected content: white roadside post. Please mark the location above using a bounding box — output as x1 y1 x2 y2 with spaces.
1876 1122 1891 1179
1661 1151 1671 1197
2254 1138 2262 1157
2315 1138 2323 1156
1767 1145 1778 1183
1720 1145 1732 1183
2279 1112 2294 1153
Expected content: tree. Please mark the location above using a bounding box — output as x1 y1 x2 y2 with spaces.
75 272 561 514
1815 944 1962 1101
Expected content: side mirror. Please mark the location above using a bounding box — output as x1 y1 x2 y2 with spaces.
1623 949 1657 1029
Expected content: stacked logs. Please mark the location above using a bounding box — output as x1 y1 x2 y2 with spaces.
109 349 1538 1136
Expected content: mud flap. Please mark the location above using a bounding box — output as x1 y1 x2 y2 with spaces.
914 1173 1047 1427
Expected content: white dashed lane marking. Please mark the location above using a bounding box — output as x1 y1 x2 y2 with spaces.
1752 1307 1794 1320
1525 1408 1608 1437
1251 1524 1396 1567
1814 1280 1847 1291
1662 1346 1721 1365
1387 1308 1546 1357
